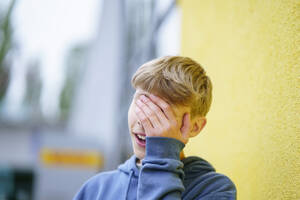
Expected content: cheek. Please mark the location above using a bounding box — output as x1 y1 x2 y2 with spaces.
128 103 137 125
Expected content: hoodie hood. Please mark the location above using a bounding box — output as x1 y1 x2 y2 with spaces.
118 155 215 179
182 156 216 180
74 138 236 200
117 155 218 200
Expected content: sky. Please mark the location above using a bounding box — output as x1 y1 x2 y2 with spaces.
3 0 100 120
1 0 180 122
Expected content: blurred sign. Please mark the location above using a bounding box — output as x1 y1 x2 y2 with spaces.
40 148 103 169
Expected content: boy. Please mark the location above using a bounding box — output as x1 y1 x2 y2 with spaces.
74 56 236 199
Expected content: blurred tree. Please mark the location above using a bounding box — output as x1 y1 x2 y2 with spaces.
60 44 88 121
0 0 16 102
23 58 43 122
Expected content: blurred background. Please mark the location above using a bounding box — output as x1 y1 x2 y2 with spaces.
0 0 299 200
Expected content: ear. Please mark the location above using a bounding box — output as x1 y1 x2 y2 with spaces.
189 117 207 138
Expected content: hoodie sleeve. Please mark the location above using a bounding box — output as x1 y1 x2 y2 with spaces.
137 137 185 200
137 137 237 200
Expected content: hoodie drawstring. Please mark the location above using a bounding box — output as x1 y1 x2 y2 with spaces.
125 169 134 200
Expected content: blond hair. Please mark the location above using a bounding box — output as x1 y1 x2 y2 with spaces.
131 56 213 117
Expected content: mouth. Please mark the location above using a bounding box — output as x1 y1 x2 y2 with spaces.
133 133 146 147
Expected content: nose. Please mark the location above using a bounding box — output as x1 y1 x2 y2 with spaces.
137 121 141 126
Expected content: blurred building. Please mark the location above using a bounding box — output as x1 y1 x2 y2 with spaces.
0 0 180 199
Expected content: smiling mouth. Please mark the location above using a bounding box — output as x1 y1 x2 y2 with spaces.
134 133 146 147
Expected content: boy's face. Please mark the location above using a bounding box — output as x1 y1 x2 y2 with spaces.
128 89 189 161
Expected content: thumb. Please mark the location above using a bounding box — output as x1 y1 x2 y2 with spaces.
180 113 190 138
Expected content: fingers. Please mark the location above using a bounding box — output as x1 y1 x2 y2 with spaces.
136 99 161 128
134 105 153 131
148 94 177 124
134 92 190 144
139 95 169 125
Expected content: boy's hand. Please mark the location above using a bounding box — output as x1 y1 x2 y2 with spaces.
134 94 190 144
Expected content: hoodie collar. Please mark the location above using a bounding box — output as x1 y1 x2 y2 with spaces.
118 155 140 177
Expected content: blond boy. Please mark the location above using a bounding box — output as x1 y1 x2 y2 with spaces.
74 56 236 200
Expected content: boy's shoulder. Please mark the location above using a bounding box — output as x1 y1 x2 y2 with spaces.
73 169 123 199
77 170 119 190
182 156 236 199
87 169 120 183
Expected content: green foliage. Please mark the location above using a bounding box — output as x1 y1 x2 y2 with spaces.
0 0 16 102
59 44 88 120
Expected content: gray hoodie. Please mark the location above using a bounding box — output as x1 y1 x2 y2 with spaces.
73 137 236 200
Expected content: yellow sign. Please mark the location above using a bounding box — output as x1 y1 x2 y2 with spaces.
41 148 103 169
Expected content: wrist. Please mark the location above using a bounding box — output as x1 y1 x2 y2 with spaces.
144 137 185 161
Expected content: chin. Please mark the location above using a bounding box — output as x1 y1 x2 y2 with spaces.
133 146 145 161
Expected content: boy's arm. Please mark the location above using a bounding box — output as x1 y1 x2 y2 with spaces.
138 138 237 200
135 94 236 200
138 137 185 200
138 137 237 200
134 94 189 199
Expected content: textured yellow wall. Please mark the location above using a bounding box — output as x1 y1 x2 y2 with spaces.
180 1 300 199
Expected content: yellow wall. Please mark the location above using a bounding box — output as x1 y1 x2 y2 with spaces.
180 1 300 199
